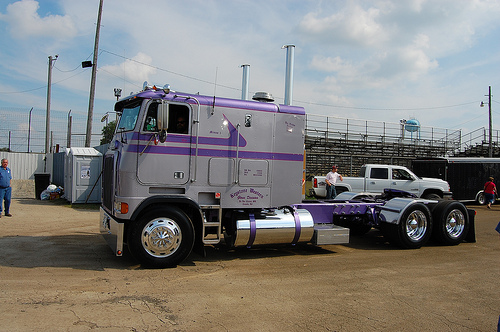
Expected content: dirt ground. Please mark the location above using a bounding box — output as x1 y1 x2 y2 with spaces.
0 197 499 332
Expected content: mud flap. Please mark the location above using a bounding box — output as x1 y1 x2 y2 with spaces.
465 209 476 243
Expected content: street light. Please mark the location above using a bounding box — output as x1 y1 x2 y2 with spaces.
480 86 493 157
114 88 122 100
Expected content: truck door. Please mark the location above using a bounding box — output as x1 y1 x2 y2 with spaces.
366 167 392 191
390 167 419 194
137 101 193 185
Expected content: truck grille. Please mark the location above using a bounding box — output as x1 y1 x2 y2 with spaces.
102 154 114 211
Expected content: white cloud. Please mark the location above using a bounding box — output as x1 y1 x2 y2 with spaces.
298 4 388 47
100 53 156 83
0 0 77 39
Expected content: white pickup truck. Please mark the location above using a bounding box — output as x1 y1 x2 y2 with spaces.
311 164 453 200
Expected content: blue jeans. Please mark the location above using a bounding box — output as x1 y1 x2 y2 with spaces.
485 192 495 204
326 184 337 199
0 186 11 214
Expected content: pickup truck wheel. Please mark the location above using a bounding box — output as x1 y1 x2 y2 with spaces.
128 207 194 268
390 203 432 249
431 201 469 245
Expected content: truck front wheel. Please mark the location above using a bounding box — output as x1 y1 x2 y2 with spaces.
386 203 432 249
431 201 469 245
128 207 194 268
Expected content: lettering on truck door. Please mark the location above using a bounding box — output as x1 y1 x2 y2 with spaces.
137 101 192 185
390 167 419 194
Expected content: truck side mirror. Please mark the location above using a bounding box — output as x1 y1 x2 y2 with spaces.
157 100 169 131
159 129 167 143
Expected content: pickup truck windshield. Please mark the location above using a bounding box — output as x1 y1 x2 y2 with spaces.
117 99 142 132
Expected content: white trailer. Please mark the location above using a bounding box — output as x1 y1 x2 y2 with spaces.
100 83 475 268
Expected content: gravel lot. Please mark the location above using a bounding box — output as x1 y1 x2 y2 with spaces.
0 197 499 331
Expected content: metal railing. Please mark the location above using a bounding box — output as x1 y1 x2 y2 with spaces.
305 114 462 151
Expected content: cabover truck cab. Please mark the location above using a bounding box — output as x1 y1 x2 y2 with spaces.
100 83 475 268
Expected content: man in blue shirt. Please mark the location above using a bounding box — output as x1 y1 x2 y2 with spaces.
0 158 12 217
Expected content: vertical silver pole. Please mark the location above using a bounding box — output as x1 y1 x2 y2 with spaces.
240 64 250 100
28 107 32 153
45 55 56 154
282 45 295 106
85 0 104 147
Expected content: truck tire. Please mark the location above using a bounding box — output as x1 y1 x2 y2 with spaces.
386 203 432 249
476 191 486 205
431 201 469 246
128 207 194 268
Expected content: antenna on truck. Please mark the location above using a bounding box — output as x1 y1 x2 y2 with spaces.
212 67 218 115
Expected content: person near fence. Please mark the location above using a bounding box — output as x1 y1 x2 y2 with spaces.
484 176 497 209
325 165 343 199
0 158 12 217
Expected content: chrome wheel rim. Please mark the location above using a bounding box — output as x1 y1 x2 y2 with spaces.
445 209 465 239
141 218 182 258
405 210 427 242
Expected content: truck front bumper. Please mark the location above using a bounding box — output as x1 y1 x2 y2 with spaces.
100 207 124 256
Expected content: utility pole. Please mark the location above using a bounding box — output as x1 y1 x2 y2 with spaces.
85 0 104 147
27 107 33 153
67 110 72 148
488 86 492 158
45 55 58 154
481 86 493 157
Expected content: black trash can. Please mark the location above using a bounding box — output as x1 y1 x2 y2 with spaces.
34 173 51 200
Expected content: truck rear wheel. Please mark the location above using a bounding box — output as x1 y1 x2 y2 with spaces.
387 203 432 249
128 207 194 268
431 201 469 245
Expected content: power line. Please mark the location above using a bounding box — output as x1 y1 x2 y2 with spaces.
294 99 481 111
101 49 241 92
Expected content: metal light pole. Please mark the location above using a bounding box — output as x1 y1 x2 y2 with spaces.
27 107 33 153
85 0 104 147
45 55 58 154
480 86 493 157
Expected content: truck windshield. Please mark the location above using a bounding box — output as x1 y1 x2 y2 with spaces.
116 99 142 132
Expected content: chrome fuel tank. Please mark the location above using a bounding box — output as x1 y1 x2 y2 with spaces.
233 208 314 247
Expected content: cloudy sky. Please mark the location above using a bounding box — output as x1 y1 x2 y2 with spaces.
1 0 500 137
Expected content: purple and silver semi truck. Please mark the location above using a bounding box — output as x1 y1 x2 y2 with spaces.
99 83 475 268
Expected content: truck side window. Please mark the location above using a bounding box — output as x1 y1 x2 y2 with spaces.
393 169 413 181
371 168 388 179
143 103 158 132
168 104 190 134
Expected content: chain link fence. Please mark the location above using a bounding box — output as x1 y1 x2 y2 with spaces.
0 107 104 153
